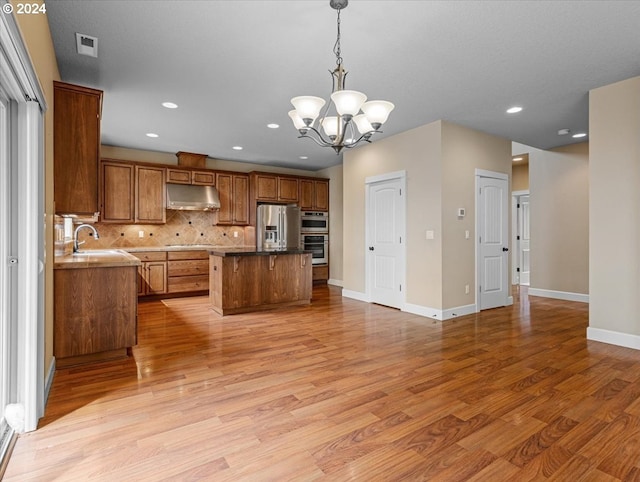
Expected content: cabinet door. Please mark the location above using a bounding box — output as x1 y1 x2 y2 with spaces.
54 82 102 214
101 161 134 223
314 180 329 211
278 177 299 203
255 174 278 201
145 261 167 294
166 168 191 184
136 166 166 224
233 174 249 225
299 179 314 211
192 171 215 186
215 172 233 224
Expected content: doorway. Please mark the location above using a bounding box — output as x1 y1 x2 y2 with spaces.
512 191 530 285
365 171 406 309
476 170 509 310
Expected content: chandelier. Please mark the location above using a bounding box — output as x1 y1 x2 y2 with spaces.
288 0 394 154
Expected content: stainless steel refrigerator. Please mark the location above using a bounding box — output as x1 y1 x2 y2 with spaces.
257 204 301 251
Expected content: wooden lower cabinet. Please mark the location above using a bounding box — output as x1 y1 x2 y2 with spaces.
132 251 167 295
210 252 312 315
167 250 209 293
54 265 137 366
312 265 329 283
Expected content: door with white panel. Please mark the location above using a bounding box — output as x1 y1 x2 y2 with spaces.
477 175 509 310
518 195 530 285
367 175 405 309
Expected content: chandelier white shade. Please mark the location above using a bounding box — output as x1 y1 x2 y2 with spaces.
289 0 394 154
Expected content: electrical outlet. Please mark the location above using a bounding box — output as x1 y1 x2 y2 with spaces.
233 231 238 238
465 284 470 294
465 230 470 239
426 230 435 240
138 230 144 238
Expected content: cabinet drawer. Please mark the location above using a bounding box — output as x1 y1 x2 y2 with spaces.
167 250 209 260
167 259 209 276
132 251 167 262
167 275 209 293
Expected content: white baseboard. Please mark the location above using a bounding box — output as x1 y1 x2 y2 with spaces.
528 288 589 303
587 327 640 351
507 296 514 306
341 289 369 303
327 278 343 287
45 357 56 404
404 302 477 321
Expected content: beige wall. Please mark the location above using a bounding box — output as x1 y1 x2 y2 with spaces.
13 1 61 377
343 122 443 307
529 142 589 295
589 76 640 337
317 163 343 284
512 162 529 191
343 120 511 311
441 122 512 308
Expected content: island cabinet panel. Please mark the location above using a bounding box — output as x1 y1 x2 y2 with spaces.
101 161 135 223
167 250 209 293
54 81 103 215
54 266 137 364
209 252 312 315
135 166 166 224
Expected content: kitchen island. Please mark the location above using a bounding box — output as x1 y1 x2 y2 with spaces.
208 248 312 315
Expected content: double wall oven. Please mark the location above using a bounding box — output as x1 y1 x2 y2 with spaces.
300 211 328 265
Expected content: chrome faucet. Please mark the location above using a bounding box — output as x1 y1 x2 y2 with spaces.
73 224 100 252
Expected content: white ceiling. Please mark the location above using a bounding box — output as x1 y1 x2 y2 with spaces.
46 0 640 171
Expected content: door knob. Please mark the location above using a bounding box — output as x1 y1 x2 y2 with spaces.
502 247 509 252
369 246 374 251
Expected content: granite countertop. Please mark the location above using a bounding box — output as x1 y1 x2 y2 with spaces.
54 249 142 270
208 248 311 257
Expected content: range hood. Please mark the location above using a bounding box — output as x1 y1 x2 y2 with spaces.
166 183 220 211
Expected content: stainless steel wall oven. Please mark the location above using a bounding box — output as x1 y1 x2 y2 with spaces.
301 233 328 265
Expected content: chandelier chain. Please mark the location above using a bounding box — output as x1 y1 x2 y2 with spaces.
333 8 342 66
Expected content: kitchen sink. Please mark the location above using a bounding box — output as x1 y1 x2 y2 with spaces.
73 249 124 256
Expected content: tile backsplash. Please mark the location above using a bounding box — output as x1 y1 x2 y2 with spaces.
74 210 255 250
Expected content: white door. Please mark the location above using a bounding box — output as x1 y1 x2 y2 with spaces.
518 195 530 285
478 175 509 310
367 175 405 309
0 88 13 445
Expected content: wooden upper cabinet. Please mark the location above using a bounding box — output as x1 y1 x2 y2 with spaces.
299 179 329 211
135 166 166 224
215 172 249 225
101 161 134 223
278 177 299 203
167 168 215 186
192 171 215 186
53 81 103 214
254 174 278 201
166 168 191 184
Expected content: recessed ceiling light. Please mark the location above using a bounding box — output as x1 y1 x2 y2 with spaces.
506 106 523 114
162 102 178 109
232 146 243 150
572 133 587 138
267 123 279 129
299 156 308 160
146 133 159 138
513 157 523 161
558 128 571 136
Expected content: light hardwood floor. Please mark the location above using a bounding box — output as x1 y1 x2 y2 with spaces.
4 286 640 481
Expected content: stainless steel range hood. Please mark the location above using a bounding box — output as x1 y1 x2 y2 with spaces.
166 183 220 211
